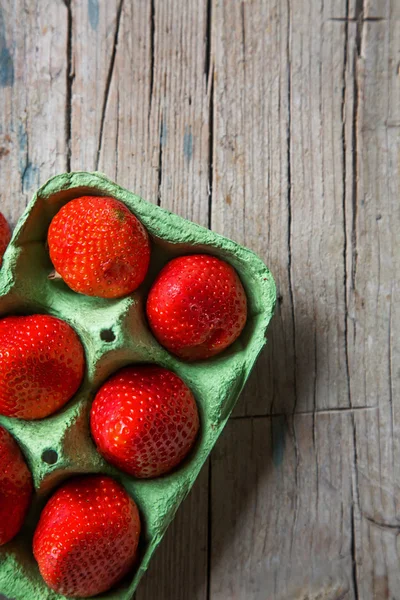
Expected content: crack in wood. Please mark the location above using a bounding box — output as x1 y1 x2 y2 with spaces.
388 285 394 484
330 17 386 22
157 115 164 207
19 119 30 194
149 0 155 121
115 88 120 181
312 330 319 520
96 0 124 171
285 0 296 417
362 512 400 532
230 405 378 420
341 0 352 414
351 412 361 600
285 0 300 560
351 502 360 599
207 75 214 230
350 0 364 294
64 0 73 172
349 16 362 560
206 0 214 230
350 116 364 584
284 0 299 523
240 2 245 51
240 2 246 241
204 0 212 77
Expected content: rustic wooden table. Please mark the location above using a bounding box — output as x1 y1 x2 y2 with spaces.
0 1 398 599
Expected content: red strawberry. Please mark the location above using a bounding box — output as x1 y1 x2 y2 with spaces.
0 315 85 420
33 475 141 598
0 426 33 545
48 196 150 298
0 211 11 266
146 254 247 360
90 365 199 478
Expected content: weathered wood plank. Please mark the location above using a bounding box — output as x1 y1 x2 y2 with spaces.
288 0 352 413
210 414 356 599
353 405 400 598
96 0 211 227
211 0 293 416
70 0 120 172
212 0 356 416
0 0 68 224
349 5 400 596
345 15 398 409
94 0 158 199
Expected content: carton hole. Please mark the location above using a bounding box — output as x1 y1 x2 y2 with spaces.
41 449 58 465
100 328 116 342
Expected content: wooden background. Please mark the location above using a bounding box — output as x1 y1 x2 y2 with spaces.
0 0 398 598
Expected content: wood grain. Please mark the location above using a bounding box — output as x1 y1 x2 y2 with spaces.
211 0 294 417
287 0 350 413
94 0 212 227
349 5 400 597
0 0 398 598
0 0 68 224
211 0 360 417
70 0 120 172
346 12 398 410
353 405 400 598
210 415 355 599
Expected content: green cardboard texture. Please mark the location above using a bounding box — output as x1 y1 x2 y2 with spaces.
0 172 276 599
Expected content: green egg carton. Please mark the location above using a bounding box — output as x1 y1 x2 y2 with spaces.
0 172 276 599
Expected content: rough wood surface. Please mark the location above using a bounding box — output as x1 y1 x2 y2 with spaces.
210 414 355 599
0 0 68 224
0 0 398 598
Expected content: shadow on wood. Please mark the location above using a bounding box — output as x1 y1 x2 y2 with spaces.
206 313 355 598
